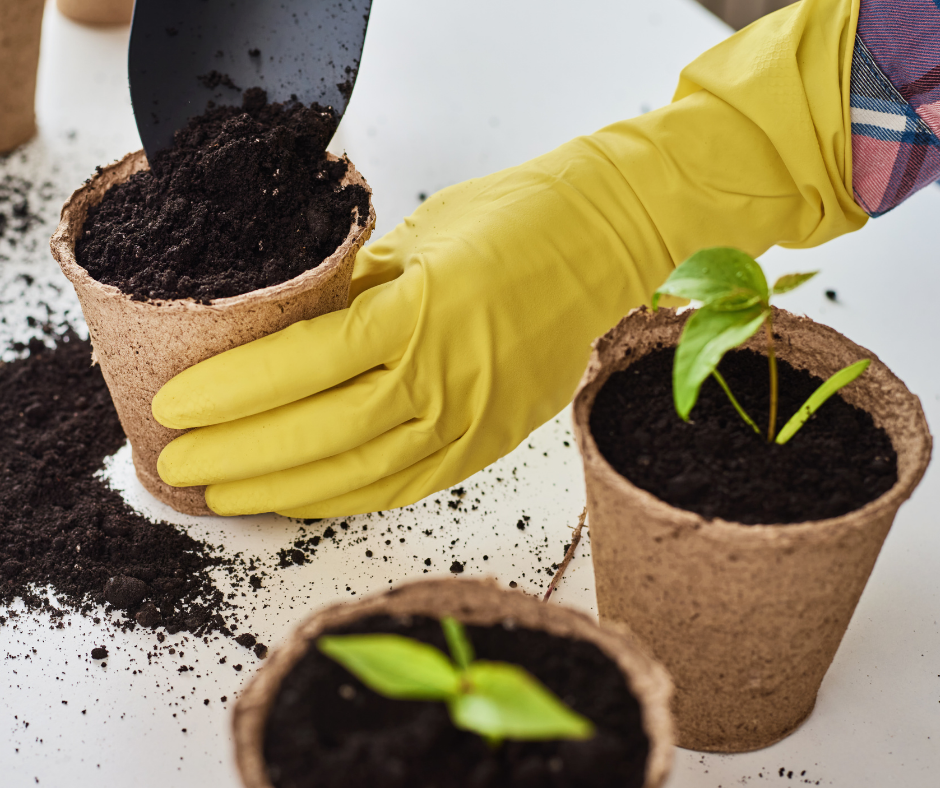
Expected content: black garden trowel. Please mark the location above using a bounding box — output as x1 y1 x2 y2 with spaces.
129 0 372 164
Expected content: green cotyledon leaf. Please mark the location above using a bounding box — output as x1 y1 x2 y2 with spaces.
448 661 595 742
317 634 461 700
772 271 818 295
774 359 870 445
652 247 769 311
673 303 769 420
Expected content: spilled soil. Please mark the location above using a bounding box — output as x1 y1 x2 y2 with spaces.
0 333 250 640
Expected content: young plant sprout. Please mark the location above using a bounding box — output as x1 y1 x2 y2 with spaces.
317 617 595 744
652 247 870 445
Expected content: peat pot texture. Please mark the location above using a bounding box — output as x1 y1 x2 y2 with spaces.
51 149 375 516
233 578 675 788
56 0 134 26
0 0 45 154
572 306 932 752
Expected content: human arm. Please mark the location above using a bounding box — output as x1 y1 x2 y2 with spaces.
152 0 868 517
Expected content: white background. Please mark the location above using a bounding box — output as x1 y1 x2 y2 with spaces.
0 1 938 786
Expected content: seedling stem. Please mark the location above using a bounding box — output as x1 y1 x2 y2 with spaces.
765 316 778 443
712 370 760 436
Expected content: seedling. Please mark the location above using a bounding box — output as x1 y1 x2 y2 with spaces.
317 617 595 744
652 247 869 445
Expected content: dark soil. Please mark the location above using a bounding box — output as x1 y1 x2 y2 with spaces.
589 348 897 524
263 615 649 788
76 88 370 303
0 333 233 635
0 174 45 248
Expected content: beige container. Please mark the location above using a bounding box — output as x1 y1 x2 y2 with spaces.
233 577 675 788
51 149 375 516
572 306 932 753
56 0 133 26
0 0 45 154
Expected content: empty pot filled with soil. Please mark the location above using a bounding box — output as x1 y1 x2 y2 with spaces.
51 91 375 515
0 0 45 154
572 306 931 753
233 578 675 788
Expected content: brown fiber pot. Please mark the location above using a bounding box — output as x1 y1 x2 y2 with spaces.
56 0 133 26
0 0 45 154
51 149 375 515
572 306 932 753
233 578 675 788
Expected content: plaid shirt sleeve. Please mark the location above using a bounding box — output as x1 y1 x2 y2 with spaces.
851 0 940 216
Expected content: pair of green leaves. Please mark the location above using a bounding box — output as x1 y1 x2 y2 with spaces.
652 247 869 444
317 617 595 744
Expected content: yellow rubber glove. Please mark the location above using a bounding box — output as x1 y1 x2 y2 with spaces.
153 0 867 518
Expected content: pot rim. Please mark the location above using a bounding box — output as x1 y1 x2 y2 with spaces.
50 148 376 313
232 577 675 788
573 306 932 545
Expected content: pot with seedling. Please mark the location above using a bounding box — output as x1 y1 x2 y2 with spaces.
572 247 931 752
233 577 675 788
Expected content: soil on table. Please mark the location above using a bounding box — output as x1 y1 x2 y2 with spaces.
0 333 236 636
76 88 370 303
589 348 897 525
263 615 649 788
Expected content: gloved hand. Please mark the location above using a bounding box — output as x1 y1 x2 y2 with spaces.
152 0 866 517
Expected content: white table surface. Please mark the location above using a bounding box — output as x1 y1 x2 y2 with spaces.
1 1 938 786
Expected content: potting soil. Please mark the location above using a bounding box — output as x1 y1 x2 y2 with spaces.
0 174 44 247
590 348 897 524
0 333 235 635
76 88 370 303
263 615 649 788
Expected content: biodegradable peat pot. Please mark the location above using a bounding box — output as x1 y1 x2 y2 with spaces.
51 149 375 516
572 306 932 753
56 0 133 26
233 578 675 788
0 0 45 154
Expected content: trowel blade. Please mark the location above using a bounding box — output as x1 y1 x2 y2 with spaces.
129 0 372 161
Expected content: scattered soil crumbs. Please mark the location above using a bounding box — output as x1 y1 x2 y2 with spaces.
76 88 371 303
264 615 649 788
0 333 238 637
590 348 897 524
0 174 48 252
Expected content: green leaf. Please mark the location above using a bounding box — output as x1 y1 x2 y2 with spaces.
448 662 595 742
317 635 461 700
772 271 818 295
441 617 474 671
707 292 764 312
774 359 870 445
652 247 769 310
673 304 769 420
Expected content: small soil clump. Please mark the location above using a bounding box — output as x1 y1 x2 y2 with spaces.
76 88 370 303
0 333 232 634
263 615 649 788
0 174 43 246
590 348 897 524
